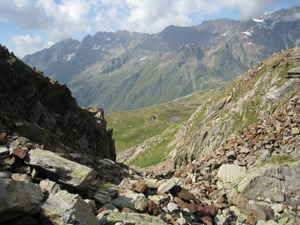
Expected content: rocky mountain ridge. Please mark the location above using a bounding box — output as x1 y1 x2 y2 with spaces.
23 6 300 113
0 44 115 160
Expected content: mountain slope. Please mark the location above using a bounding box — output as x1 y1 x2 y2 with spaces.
171 46 300 167
23 7 300 113
0 45 115 160
108 46 300 168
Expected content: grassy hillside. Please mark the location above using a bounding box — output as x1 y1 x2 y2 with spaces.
106 89 216 166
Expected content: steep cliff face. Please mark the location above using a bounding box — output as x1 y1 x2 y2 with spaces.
0 45 115 160
170 46 300 167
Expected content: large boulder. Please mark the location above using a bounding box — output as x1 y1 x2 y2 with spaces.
217 164 246 191
25 148 95 190
236 162 300 203
41 190 98 225
0 178 43 222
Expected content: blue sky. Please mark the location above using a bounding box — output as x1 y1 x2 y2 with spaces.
0 0 299 57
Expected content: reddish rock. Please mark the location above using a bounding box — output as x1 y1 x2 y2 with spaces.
122 208 134 213
164 217 179 225
170 185 195 201
175 197 198 213
3 156 16 165
0 132 7 142
197 205 217 218
199 216 213 225
235 194 249 214
97 207 107 214
147 199 158 216
133 180 148 193
13 147 28 159
245 213 256 225
185 177 192 184
216 194 226 203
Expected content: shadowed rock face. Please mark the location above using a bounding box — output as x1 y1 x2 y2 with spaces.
0 45 115 160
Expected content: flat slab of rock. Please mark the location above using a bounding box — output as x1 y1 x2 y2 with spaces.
100 212 167 225
0 178 43 222
157 179 176 194
41 190 98 225
25 148 95 190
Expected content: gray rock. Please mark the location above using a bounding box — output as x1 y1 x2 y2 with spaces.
11 173 31 182
167 202 179 213
157 179 177 194
100 211 167 225
41 190 98 225
84 199 96 210
25 148 95 190
0 178 43 222
105 203 118 211
217 164 246 185
0 171 12 178
236 162 300 203
0 147 9 155
93 190 112 205
291 127 300 135
148 194 169 205
39 179 61 196
256 220 279 225
240 147 250 154
176 217 187 225
111 192 148 212
214 215 227 225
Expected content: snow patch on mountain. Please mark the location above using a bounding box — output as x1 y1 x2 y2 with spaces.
66 53 75 61
241 31 252 36
252 18 264 23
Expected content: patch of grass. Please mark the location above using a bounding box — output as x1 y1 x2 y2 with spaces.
265 155 297 165
98 181 111 190
129 130 177 167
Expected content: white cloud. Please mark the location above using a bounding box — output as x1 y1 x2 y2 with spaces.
1 0 282 57
0 0 281 36
282 12 300 22
92 0 279 33
12 35 54 57
0 0 92 40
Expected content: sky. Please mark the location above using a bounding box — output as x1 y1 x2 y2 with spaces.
0 0 299 57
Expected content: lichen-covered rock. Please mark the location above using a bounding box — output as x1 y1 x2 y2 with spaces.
217 164 246 187
25 148 95 190
236 162 300 203
100 211 167 225
0 178 43 222
111 192 148 212
41 190 98 225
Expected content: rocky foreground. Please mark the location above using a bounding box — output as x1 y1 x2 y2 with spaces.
1 91 300 224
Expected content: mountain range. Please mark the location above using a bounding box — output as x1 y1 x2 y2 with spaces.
23 6 300 113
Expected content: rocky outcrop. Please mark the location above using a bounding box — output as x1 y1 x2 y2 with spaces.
171 46 300 167
0 44 115 160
